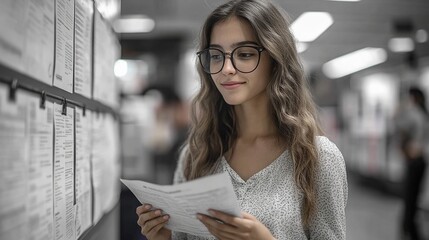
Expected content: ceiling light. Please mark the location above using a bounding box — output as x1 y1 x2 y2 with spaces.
388 37 414 52
96 0 120 21
416 29 428 43
290 12 333 42
327 0 360 2
114 59 128 78
322 47 387 78
296 42 308 53
113 15 155 33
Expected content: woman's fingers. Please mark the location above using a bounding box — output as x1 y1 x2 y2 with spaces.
197 213 238 234
136 204 170 236
136 204 152 215
198 215 237 239
138 208 161 226
201 210 275 240
206 209 250 230
141 214 170 236
137 205 155 227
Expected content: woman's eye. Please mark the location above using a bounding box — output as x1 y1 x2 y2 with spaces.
211 54 222 60
237 52 254 58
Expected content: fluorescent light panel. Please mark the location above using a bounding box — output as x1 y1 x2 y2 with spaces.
328 0 360 2
114 59 128 78
96 1 120 21
388 37 414 52
296 42 308 53
113 15 155 33
291 12 333 42
322 47 387 78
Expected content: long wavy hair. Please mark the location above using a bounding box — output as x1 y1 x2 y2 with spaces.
182 0 322 227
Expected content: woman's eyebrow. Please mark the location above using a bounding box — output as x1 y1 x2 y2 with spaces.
209 41 260 49
232 41 259 47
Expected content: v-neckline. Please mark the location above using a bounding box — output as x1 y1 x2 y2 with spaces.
221 149 289 184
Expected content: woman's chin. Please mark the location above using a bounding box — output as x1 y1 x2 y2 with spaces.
223 97 243 106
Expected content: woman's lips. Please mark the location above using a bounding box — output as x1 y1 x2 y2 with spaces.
221 82 245 89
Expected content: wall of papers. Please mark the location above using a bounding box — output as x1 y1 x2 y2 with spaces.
0 0 121 240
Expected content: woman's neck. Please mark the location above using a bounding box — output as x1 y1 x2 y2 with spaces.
233 99 277 141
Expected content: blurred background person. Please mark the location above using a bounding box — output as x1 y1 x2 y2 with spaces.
394 86 428 240
143 85 190 184
119 84 190 240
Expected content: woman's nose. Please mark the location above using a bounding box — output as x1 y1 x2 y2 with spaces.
221 57 236 74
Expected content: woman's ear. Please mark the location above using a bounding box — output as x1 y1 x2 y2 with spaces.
271 61 278 76
271 56 279 70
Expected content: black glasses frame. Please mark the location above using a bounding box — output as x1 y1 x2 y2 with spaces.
197 46 265 74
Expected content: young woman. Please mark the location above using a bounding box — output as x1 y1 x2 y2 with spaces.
136 0 348 239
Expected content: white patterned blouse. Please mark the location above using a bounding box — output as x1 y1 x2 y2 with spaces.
171 136 348 240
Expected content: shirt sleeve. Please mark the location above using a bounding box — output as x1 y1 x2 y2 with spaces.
309 137 348 239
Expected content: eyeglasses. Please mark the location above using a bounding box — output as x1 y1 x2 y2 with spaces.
197 46 265 74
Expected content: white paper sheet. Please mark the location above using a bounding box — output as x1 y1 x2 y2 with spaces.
0 0 55 84
74 0 93 98
121 172 241 237
93 10 120 108
0 86 27 240
53 0 74 92
74 108 92 238
103 115 121 213
0 0 26 72
90 114 120 224
23 0 55 85
90 113 105 224
26 95 54 240
53 103 75 240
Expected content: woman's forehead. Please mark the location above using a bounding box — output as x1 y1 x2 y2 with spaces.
210 16 258 49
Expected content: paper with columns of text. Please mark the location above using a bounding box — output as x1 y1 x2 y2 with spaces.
121 172 241 237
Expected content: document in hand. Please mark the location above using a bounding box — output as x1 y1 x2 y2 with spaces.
120 172 241 237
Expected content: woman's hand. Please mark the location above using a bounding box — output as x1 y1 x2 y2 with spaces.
197 209 275 240
136 204 171 240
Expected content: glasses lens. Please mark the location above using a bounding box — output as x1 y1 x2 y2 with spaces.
199 49 224 74
198 46 262 74
232 46 261 73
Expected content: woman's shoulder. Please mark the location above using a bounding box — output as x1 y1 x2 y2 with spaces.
314 136 348 202
315 136 345 171
315 136 342 156
310 136 348 239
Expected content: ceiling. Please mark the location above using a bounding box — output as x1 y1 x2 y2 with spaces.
119 0 429 78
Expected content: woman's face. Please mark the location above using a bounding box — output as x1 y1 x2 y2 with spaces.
209 16 272 106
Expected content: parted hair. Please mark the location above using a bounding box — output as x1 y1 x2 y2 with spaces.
182 0 322 228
